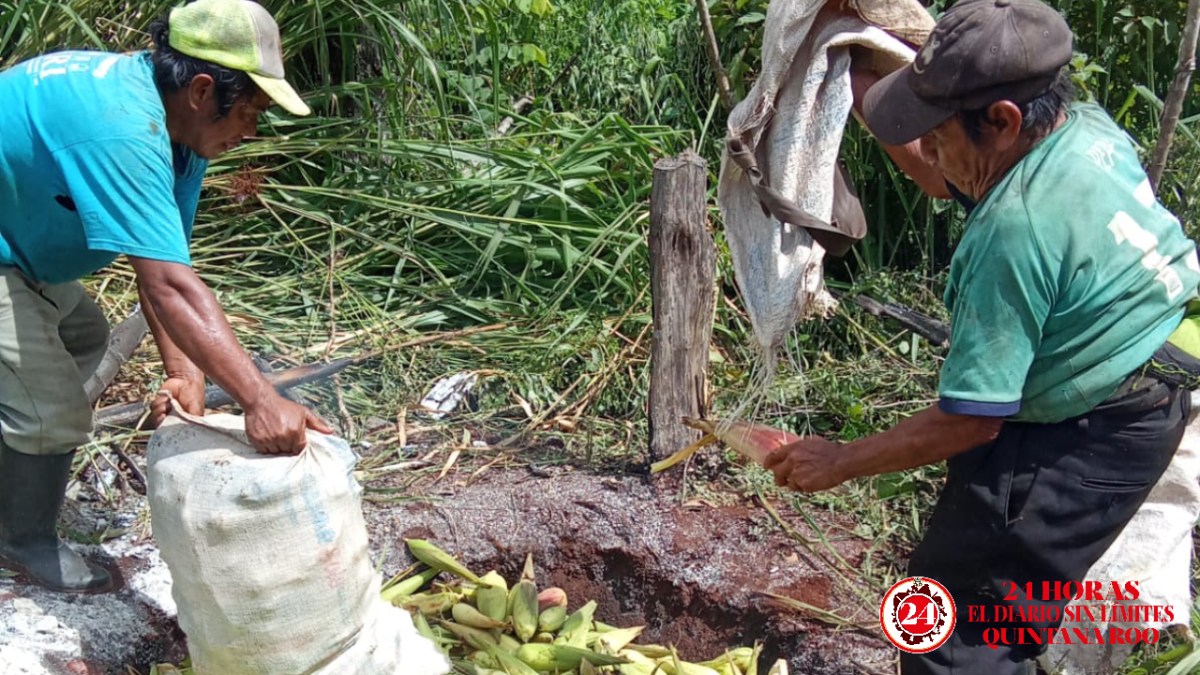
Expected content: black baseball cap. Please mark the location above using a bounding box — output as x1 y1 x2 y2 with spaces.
864 0 1073 145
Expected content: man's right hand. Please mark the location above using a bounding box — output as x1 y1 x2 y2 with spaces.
244 391 334 455
131 258 335 455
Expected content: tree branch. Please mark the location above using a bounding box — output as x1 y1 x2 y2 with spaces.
1148 0 1200 191
695 0 734 111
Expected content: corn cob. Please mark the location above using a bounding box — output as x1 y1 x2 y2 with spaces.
651 417 802 473
438 619 499 651
406 539 483 583
514 643 628 671
509 579 540 641
475 571 510 623
399 591 461 615
489 647 541 675
496 633 523 654
536 586 568 611
538 604 567 633
452 602 508 630
380 566 440 603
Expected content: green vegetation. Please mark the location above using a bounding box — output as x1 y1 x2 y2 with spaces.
2 0 1199 672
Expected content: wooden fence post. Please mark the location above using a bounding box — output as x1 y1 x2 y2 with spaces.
648 149 715 471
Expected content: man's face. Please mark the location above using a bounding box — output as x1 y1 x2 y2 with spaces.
918 116 987 199
191 89 272 159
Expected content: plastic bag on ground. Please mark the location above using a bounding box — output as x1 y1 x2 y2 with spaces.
147 408 450 675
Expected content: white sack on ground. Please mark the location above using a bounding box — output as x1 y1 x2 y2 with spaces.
1040 392 1200 675
147 409 450 675
717 0 931 355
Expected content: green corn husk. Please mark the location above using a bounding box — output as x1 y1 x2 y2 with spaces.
406 539 483 584
594 625 643 653
453 602 508 630
476 571 510 622
538 605 567 633
380 566 440 603
514 643 629 671
555 600 597 648
438 619 500 651
509 580 540 642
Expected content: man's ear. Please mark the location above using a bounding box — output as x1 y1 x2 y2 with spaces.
186 73 216 112
985 100 1024 151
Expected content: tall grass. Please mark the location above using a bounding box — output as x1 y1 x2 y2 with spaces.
1 0 704 431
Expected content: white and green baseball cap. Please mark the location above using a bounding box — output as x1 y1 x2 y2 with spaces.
168 0 310 116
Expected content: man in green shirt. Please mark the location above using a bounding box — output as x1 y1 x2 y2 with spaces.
765 0 1200 672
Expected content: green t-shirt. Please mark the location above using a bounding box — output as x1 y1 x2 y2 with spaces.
939 103 1200 423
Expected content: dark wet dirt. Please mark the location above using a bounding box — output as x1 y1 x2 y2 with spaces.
7 445 894 674
363 467 895 674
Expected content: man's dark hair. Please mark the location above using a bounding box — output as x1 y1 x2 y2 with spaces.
149 17 257 119
959 69 1076 144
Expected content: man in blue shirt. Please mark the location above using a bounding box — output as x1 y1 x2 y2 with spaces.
0 0 331 593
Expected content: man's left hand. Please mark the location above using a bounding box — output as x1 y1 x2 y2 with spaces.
764 437 847 493
149 374 206 427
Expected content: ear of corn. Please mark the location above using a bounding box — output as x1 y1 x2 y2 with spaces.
476 571 510 622
537 605 567 633
536 586 568 611
452 602 509 630
398 591 461 615
509 580 540 641
653 418 803 473
406 539 483 583
438 620 500 651
490 647 542 675
496 633 523 655
515 643 628 671
380 566 440 603
388 552 778 675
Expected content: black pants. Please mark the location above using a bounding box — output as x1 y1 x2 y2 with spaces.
901 382 1190 675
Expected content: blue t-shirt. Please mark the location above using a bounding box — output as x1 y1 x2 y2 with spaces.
0 50 206 284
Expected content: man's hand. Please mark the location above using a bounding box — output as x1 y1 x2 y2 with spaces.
131 258 335 455
149 373 206 427
244 391 334 455
764 437 847 493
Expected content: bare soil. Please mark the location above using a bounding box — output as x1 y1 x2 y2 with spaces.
2 447 894 675
363 467 894 674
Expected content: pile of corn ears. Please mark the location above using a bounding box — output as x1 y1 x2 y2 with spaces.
390 539 791 675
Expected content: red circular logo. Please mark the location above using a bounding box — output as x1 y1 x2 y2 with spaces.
880 576 956 653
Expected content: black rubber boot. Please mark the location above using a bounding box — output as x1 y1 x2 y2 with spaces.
0 443 112 592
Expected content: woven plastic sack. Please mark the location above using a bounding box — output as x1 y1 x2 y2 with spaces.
717 0 930 359
1039 391 1200 675
147 409 450 675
